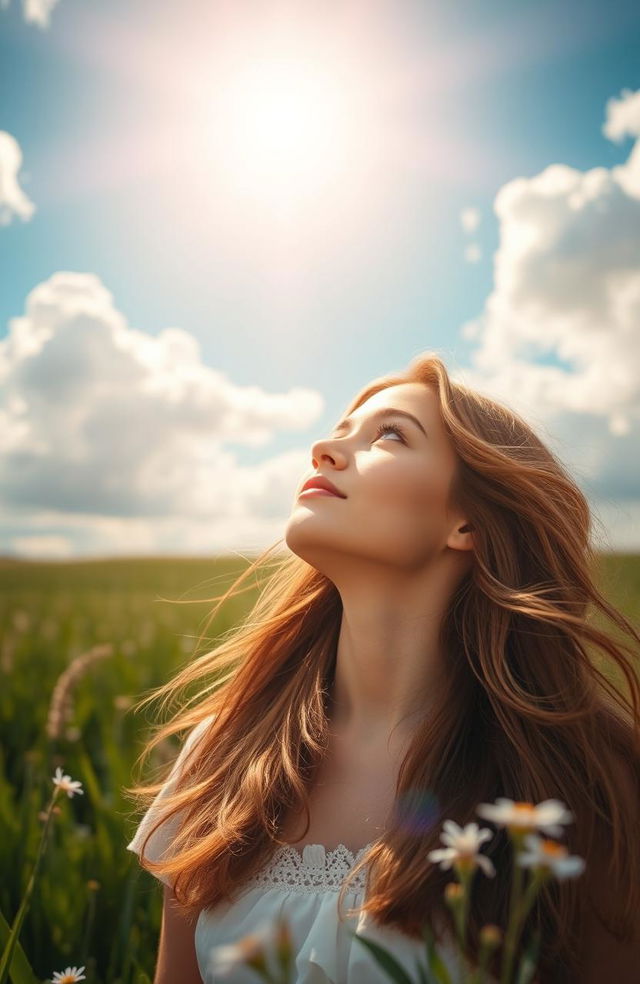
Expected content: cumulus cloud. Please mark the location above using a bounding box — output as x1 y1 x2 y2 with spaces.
460 206 481 233
452 87 640 550
0 0 61 28
457 87 640 435
602 88 640 142
0 272 324 555
0 132 36 226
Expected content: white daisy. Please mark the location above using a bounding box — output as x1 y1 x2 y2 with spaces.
52 767 84 799
476 797 573 837
427 820 496 877
51 966 86 983
517 833 586 880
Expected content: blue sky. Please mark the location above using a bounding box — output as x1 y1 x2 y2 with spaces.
1 0 639 557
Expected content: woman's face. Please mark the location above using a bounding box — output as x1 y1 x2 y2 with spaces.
285 381 467 576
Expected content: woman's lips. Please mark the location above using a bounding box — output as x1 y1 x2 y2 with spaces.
298 488 342 498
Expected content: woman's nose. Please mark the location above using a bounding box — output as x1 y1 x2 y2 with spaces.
310 437 335 466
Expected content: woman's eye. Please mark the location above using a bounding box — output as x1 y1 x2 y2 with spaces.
373 422 406 444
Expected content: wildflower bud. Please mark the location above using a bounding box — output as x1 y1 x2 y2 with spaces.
41 806 61 820
444 881 464 913
479 924 503 950
445 881 463 901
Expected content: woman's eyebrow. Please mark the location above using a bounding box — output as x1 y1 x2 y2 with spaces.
332 407 428 438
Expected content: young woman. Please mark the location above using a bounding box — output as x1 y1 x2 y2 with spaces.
126 352 640 983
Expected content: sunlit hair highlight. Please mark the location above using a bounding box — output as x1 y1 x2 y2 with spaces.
125 352 640 983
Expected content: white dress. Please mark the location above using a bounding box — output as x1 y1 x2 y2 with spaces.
126 717 485 984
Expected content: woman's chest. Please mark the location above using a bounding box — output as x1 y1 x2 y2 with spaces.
279 735 402 853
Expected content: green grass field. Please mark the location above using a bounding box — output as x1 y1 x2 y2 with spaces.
0 553 638 983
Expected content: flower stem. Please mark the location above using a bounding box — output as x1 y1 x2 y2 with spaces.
452 866 477 982
500 860 545 984
506 874 545 969
0 789 60 984
499 833 526 984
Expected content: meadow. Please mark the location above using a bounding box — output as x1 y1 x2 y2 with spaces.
0 552 638 983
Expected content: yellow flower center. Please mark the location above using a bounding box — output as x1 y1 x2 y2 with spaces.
541 840 567 858
455 855 477 874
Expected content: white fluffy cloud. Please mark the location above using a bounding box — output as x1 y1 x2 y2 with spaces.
0 0 60 28
460 87 640 432
602 88 640 143
456 87 640 549
460 207 481 233
0 272 323 555
0 132 36 226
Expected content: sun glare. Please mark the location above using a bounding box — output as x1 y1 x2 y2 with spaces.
202 54 358 206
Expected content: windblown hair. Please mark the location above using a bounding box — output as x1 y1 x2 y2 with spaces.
126 352 640 983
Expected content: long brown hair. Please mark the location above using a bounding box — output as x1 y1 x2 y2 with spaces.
125 352 640 982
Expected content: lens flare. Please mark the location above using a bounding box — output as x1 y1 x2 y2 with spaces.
392 788 441 836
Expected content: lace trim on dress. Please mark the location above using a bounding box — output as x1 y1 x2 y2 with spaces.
243 841 376 895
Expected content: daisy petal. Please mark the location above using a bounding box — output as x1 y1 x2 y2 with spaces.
476 854 496 878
